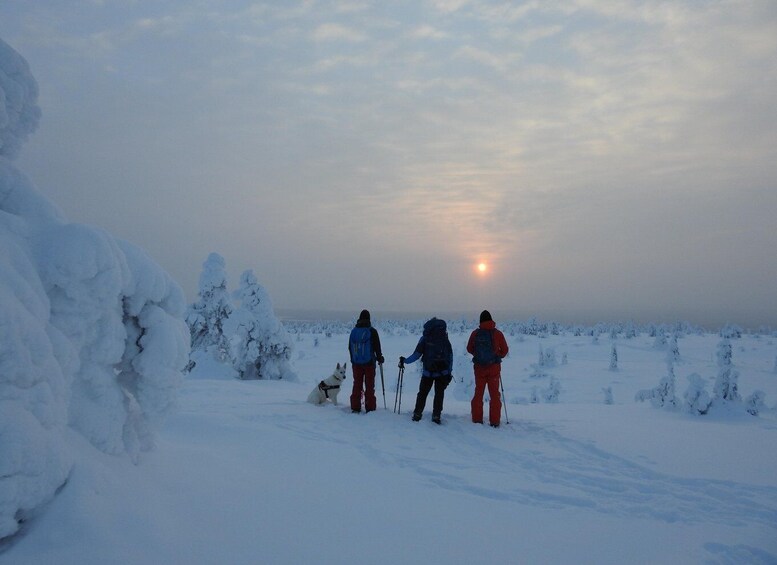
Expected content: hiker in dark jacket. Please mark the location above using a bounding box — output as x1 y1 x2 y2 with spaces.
399 317 453 424
348 309 384 413
466 310 509 427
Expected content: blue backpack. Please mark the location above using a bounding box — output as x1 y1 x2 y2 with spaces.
472 329 500 365
349 327 373 365
422 318 451 375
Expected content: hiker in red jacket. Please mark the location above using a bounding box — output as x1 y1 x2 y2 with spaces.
466 310 509 427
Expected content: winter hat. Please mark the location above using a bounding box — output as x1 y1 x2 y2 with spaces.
359 309 371 322
479 310 493 323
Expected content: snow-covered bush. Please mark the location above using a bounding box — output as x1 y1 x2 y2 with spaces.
225 270 295 380
543 378 561 403
1 37 189 540
745 390 766 416
683 373 711 415
186 253 233 362
635 361 677 409
720 324 742 339
602 387 614 405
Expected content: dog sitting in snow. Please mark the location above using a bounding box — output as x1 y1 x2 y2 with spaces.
307 363 347 406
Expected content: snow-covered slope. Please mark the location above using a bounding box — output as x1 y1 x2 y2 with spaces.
3 329 776 564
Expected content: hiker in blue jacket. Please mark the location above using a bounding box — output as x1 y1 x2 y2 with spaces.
348 309 384 413
399 317 453 424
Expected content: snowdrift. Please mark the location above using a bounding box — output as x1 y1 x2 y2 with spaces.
0 37 189 541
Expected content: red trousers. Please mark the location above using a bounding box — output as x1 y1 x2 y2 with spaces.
471 366 502 425
351 364 377 412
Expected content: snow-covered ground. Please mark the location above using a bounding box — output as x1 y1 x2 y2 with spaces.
3 326 776 564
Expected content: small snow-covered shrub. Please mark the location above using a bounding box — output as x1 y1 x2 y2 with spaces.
653 333 667 349
635 362 677 409
683 373 711 415
745 390 766 416
602 387 614 405
541 378 561 403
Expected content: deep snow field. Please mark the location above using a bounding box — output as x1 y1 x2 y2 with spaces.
3 324 777 565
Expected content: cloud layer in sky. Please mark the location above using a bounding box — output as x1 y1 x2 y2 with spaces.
2 0 776 326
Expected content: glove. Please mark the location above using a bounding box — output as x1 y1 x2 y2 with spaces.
398 356 406 368
444 375 453 388
377 355 385 365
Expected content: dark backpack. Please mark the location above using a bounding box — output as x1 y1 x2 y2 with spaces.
349 327 373 364
422 318 451 375
472 329 500 365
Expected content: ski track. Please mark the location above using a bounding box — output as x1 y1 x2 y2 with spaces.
255 403 777 530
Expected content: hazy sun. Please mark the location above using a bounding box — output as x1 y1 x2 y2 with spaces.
477 262 488 274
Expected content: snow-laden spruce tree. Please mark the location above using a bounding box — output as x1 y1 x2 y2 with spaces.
668 335 680 363
609 343 618 371
0 37 189 540
187 253 233 362
713 338 740 404
224 269 295 380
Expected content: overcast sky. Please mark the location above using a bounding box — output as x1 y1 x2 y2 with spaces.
2 1 776 327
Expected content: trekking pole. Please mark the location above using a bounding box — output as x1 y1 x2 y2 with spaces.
394 365 401 413
379 363 386 410
394 365 405 414
499 375 510 424
398 365 404 414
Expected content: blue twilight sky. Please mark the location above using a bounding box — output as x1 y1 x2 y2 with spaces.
2 1 776 327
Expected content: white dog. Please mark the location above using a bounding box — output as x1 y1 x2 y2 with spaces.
307 363 347 406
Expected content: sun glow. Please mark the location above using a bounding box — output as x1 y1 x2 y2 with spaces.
477 262 488 274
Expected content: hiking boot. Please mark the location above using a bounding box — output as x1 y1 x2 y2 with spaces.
411 413 422 422
432 415 441 425
490 423 500 428
351 409 361 414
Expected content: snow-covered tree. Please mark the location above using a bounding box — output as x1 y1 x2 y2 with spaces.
602 387 614 405
635 361 677 409
609 343 618 371
773 355 777 374
187 253 233 362
1 38 189 540
745 390 766 417
543 378 561 403
225 270 295 380
668 335 680 363
653 332 667 349
713 338 740 404
683 373 711 415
